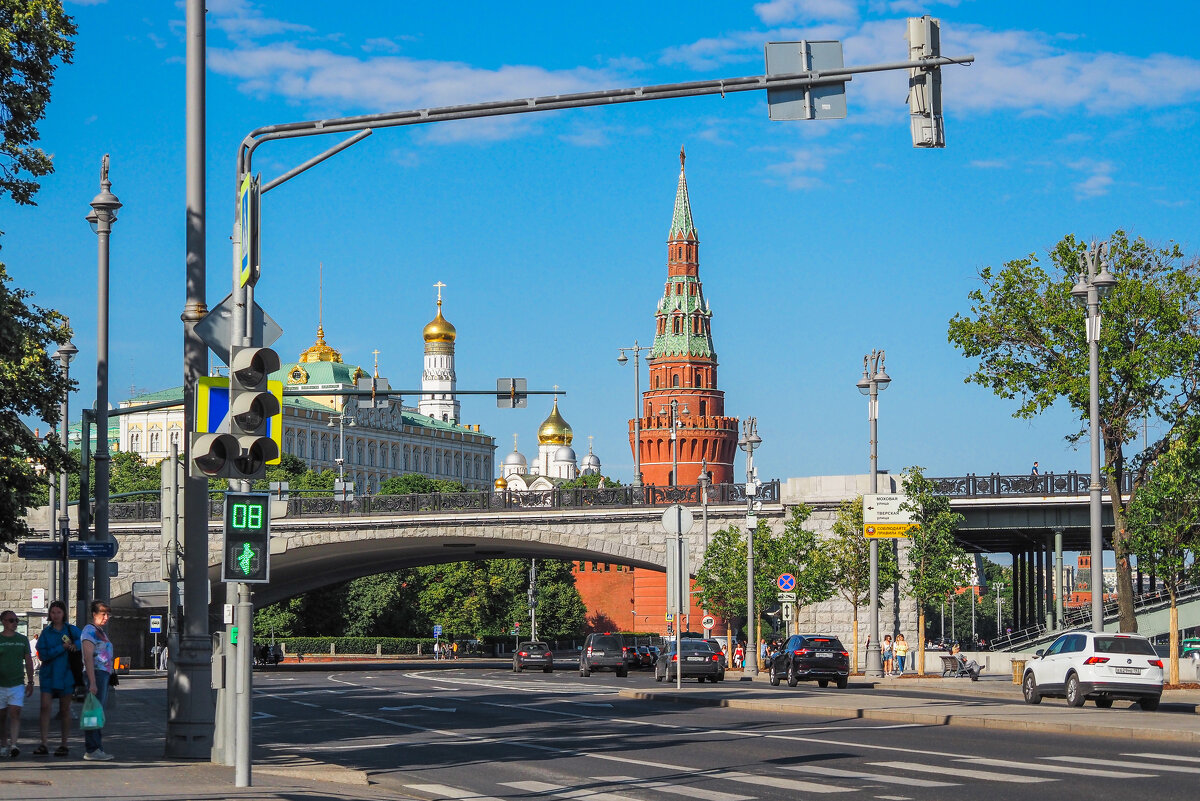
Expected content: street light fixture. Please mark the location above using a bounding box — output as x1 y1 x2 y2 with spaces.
87 155 121 604
54 333 78 608
659 399 690 487
1070 240 1116 633
857 349 890 678
617 342 648 488
327 412 357 484
738 417 762 676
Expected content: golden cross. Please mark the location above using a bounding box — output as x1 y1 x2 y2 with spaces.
434 281 446 304
588 434 594 453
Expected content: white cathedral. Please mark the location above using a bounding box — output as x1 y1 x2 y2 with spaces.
495 397 603 492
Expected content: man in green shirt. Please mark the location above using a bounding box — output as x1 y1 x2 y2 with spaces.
1 610 36 758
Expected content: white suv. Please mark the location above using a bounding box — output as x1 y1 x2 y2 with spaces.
1022 631 1164 710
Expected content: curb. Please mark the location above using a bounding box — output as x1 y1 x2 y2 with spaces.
256 762 372 786
618 689 1200 744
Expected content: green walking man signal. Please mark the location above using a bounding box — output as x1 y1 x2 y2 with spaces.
222 491 271 584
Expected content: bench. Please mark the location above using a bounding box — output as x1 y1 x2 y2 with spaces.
940 654 971 678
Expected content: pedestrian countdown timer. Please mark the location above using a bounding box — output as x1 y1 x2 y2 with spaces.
222 492 271 583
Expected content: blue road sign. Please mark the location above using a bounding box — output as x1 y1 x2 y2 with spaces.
68 540 118 560
17 541 64 561
149 615 163 634
778 573 796 592
433 624 443 637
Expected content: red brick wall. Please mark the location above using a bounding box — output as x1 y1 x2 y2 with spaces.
572 561 727 636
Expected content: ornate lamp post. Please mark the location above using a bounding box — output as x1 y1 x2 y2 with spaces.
54 334 78 606
1070 241 1116 632
617 342 648 488
86 155 121 603
857 349 890 677
738 417 762 676
327 412 357 485
659 399 690 487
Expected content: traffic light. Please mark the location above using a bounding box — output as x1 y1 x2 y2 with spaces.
228 345 281 479
906 15 944 148
222 492 270 583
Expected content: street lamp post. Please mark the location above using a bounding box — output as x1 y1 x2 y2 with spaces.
738 417 762 676
86 155 121 604
55 335 78 607
616 342 648 489
1070 241 1116 633
327 412 357 487
659 399 690 487
996 582 1003 638
857 349 891 677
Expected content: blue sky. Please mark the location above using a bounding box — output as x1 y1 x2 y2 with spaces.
6 0 1200 486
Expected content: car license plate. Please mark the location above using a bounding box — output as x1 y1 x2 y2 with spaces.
592 651 604 656
1115 667 1140 674
817 652 832 658
687 657 705 662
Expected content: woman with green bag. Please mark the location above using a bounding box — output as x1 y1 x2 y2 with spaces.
80 601 115 761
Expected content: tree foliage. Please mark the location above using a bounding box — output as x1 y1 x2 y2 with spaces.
0 262 72 547
0 0 76 206
947 230 1200 631
379 472 466 495
826 496 900 667
901 466 971 674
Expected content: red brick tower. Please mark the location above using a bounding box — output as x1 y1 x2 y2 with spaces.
631 148 739 486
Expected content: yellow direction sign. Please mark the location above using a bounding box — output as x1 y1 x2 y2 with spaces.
864 523 917 539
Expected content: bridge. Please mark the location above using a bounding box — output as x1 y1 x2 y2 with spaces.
3 471 1154 654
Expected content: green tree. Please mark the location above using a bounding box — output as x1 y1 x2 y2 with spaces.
0 0 76 206
901 466 971 675
343 571 422 638
1126 417 1200 684
693 523 750 640
559 474 623 489
826 496 900 671
948 231 1200 631
530 559 587 637
380 473 466 495
0 263 73 547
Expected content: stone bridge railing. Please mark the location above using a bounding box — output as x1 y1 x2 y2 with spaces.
107 480 782 524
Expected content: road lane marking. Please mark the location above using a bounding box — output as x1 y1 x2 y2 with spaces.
868 762 1051 783
1123 752 1200 764
708 770 853 793
379 705 458 712
407 783 505 800
959 757 1152 778
501 780 641 801
1043 756 1200 774
590 776 752 801
783 765 955 787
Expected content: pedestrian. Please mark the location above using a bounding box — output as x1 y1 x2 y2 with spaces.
34 601 80 757
733 641 744 669
433 640 440 660
1 610 36 758
452 641 459 660
159 642 169 671
881 635 893 676
1030 460 1039 476
894 634 909 675
80 600 116 761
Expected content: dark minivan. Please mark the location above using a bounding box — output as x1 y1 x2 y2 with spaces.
768 634 850 688
580 633 629 677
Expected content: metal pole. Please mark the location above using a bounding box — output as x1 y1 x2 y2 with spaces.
168 443 180 636
90 156 119 603
670 400 678 486
168 0 214 759
48 481 57 600
741 418 760 677
1088 280 1104 632
56 344 74 607
866 361 882 677
676 522 683 690
234 583 253 786
75 409 92 627
633 346 641 488
1054 528 1064 629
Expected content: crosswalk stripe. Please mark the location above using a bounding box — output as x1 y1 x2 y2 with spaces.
591 775 753 801
501 780 643 801
1123 752 1200 764
707 770 854 793
960 757 1152 778
405 784 505 801
783 764 956 787
1044 756 1200 774
868 762 1051 783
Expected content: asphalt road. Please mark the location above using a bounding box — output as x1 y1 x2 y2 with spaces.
251 664 1198 801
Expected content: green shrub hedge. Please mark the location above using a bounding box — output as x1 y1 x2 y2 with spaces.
253 637 434 655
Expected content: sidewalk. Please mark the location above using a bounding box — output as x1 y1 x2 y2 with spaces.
1 672 411 801
620 673 1200 743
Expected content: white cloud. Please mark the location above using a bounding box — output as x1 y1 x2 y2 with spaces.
754 0 859 24
969 159 1006 168
1067 159 1114 199
362 37 403 54
765 145 840 189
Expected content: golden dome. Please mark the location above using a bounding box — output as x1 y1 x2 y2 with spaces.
299 325 343 364
537 397 573 446
494 476 509 490
423 300 457 344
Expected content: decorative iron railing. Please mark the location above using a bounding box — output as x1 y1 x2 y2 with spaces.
928 471 1133 499
104 481 782 522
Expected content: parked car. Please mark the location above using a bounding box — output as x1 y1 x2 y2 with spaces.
1182 638 1200 661
580 633 628 677
512 641 554 673
767 634 850 689
1022 631 1163 710
654 639 725 683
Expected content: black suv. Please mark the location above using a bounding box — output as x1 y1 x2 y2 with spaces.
512 641 554 673
768 634 850 688
580 633 629 677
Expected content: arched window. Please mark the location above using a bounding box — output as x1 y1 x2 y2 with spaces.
130 432 141 452
357 441 365 465
695 370 702 386
284 432 294 454
404 446 410 470
169 430 181 450
672 374 680 388
149 431 161 453
311 433 318 459
423 449 431 473
700 400 707 417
